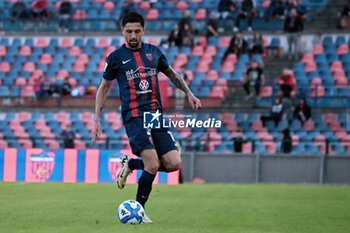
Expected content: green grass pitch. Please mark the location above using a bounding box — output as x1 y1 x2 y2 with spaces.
0 182 349 233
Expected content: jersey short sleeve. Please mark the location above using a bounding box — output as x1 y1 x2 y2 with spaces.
103 53 118 81
156 47 169 73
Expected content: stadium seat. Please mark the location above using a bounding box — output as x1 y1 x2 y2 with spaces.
146 9 159 20
194 8 206 20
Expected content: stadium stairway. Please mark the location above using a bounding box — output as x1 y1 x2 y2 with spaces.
305 0 345 31
264 56 295 86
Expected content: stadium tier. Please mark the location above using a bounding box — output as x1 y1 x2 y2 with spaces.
0 110 349 155
0 0 330 31
0 35 350 107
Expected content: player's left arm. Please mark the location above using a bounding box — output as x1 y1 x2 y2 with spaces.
163 66 202 110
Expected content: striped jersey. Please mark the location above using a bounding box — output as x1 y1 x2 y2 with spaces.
103 42 169 123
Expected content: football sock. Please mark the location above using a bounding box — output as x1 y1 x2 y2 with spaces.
128 159 168 172
128 159 144 170
136 170 155 208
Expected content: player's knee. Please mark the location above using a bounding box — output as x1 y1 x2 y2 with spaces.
166 159 182 172
144 161 160 174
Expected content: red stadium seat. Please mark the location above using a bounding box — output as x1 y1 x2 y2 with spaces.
301 53 314 63
196 37 207 47
18 139 33 149
328 121 341 131
221 62 235 72
19 46 31 56
0 46 7 56
103 1 115 12
205 46 217 56
330 61 343 72
335 77 347 85
310 78 322 85
74 140 86 149
0 140 8 148
190 0 202 3
225 54 237 64
31 70 44 79
206 70 218 80
260 86 273 97
304 62 317 72
18 112 30 122
55 1 61 9
194 8 206 20
324 113 337 123
303 120 315 132
60 38 71 48
97 38 109 48
310 85 324 97
209 86 224 98
176 1 187 10
192 45 204 56
73 63 85 72
139 2 151 9
147 38 158 46
219 37 231 47
69 46 81 56
0 62 11 73
292 135 299 146
262 1 270 8
146 9 159 20
337 44 349 55
251 121 264 131
73 10 86 20
39 54 53 64
226 121 238 131
56 70 69 80
77 54 89 64
23 62 36 72
197 62 210 72
15 77 27 86
312 45 324 55
35 119 47 128
35 38 47 48
21 85 35 98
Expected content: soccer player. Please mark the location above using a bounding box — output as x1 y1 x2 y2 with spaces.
92 12 202 223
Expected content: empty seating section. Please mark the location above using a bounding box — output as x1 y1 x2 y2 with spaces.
259 35 350 108
0 0 330 31
0 111 349 154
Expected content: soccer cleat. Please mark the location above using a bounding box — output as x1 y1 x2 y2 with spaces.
117 155 132 189
142 213 153 224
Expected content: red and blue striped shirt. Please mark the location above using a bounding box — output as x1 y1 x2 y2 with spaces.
103 42 169 123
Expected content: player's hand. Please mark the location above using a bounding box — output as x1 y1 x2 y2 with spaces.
188 93 202 110
92 121 102 145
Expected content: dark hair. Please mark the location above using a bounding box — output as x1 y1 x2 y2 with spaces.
122 11 144 27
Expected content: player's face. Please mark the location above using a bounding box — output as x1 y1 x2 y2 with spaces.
122 23 145 49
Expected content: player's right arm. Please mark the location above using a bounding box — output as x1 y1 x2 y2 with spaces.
92 78 111 145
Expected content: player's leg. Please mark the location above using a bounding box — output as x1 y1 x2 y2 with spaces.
117 117 155 189
159 150 182 172
152 129 181 172
136 149 159 207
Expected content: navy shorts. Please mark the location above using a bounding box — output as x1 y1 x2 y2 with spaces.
124 117 178 157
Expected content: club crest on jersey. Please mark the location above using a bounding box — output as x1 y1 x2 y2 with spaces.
146 53 153 61
107 153 123 181
29 151 55 182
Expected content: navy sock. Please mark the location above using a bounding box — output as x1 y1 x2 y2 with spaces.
128 159 168 172
136 170 155 208
128 159 144 170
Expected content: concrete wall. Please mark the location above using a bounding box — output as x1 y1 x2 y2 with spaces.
181 153 350 185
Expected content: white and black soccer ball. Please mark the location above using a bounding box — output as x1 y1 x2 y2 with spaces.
117 200 145 224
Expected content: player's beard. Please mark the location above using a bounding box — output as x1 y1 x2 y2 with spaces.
127 39 139 48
